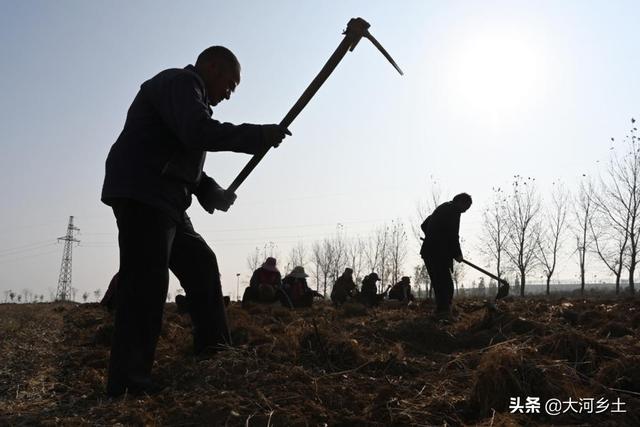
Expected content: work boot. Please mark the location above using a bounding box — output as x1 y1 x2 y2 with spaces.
106 375 163 397
175 294 189 314
434 306 456 324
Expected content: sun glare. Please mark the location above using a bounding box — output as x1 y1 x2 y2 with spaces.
448 32 546 123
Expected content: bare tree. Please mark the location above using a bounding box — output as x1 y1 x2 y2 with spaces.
479 187 511 281
82 292 89 303
590 216 626 293
412 176 443 243
285 241 307 273
365 225 392 291
328 227 348 284
363 228 383 290
592 120 640 294
346 237 367 284
388 220 408 285
536 182 569 294
246 242 279 275
451 262 466 296
93 289 102 302
246 246 261 274
9 291 15 302
413 263 430 299
573 178 595 295
505 176 541 296
312 240 332 296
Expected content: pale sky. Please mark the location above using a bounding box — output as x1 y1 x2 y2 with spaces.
1 1 639 300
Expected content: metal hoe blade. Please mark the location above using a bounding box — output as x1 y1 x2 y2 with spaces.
364 31 403 75
461 259 510 301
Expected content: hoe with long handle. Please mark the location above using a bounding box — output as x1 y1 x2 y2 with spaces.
461 259 510 301
227 17 403 193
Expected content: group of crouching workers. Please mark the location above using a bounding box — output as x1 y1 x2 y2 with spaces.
242 257 415 309
241 257 323 308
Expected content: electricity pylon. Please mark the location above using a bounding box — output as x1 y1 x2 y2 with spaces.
55 216 80 301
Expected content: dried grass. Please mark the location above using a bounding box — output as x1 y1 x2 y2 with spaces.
1 297 639 425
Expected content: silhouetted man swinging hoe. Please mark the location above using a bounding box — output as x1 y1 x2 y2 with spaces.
101 46 290 397
420 193 472 321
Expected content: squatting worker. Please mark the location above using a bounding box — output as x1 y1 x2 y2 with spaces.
101 46 290 397
419 193 472 321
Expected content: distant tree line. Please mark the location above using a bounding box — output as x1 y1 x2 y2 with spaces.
479 118 638 296
246 220 411 297
2 287 104 303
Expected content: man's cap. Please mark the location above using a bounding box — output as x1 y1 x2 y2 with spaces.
290 266 309 278
369 272 380 281
401 276 410 282
344 268 354 275
261 257 279 272
453 192 472 206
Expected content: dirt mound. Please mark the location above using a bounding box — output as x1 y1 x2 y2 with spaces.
469 346 557 417
390 317 458 353
539 330 619 373
596 355 640 393
340 302 368 317
299 327 363 369
599 321 634 338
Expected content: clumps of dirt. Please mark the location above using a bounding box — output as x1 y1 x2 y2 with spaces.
299 327 363 369
3 297 640 426
459 305 547 336
230 323 271 347
561 308 580 325
475 412 524 427
340 302 368 317
468 345 558 417
599 321 634 338
596 356 640 393
270 306 294 322
578 309 605 327
632 312 640 329
539 330 619 373
390 317 457 354
363 384 396 423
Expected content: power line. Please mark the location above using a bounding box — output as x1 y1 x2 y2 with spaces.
0 248 59 265
0 241 57 257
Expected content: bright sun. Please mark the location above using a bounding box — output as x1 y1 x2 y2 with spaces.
448 32 546 122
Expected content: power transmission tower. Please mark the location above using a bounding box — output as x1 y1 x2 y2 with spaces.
56 216 80 301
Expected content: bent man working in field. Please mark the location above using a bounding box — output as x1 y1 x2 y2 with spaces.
330 267 357 306
420 193 472 322
101 46 290 397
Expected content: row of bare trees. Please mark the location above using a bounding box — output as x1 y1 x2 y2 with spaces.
245 221 409 296
1 288 103 303
480 119 638 295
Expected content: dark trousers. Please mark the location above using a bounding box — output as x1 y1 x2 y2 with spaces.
107 199 230 395
423 255 454 312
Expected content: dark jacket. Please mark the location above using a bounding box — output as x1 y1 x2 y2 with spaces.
360 275 378 298
330 273 357 303
101 65 265 221
388 281 414 302
420 201 463 260
281 276 317 308
249 267 282 289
